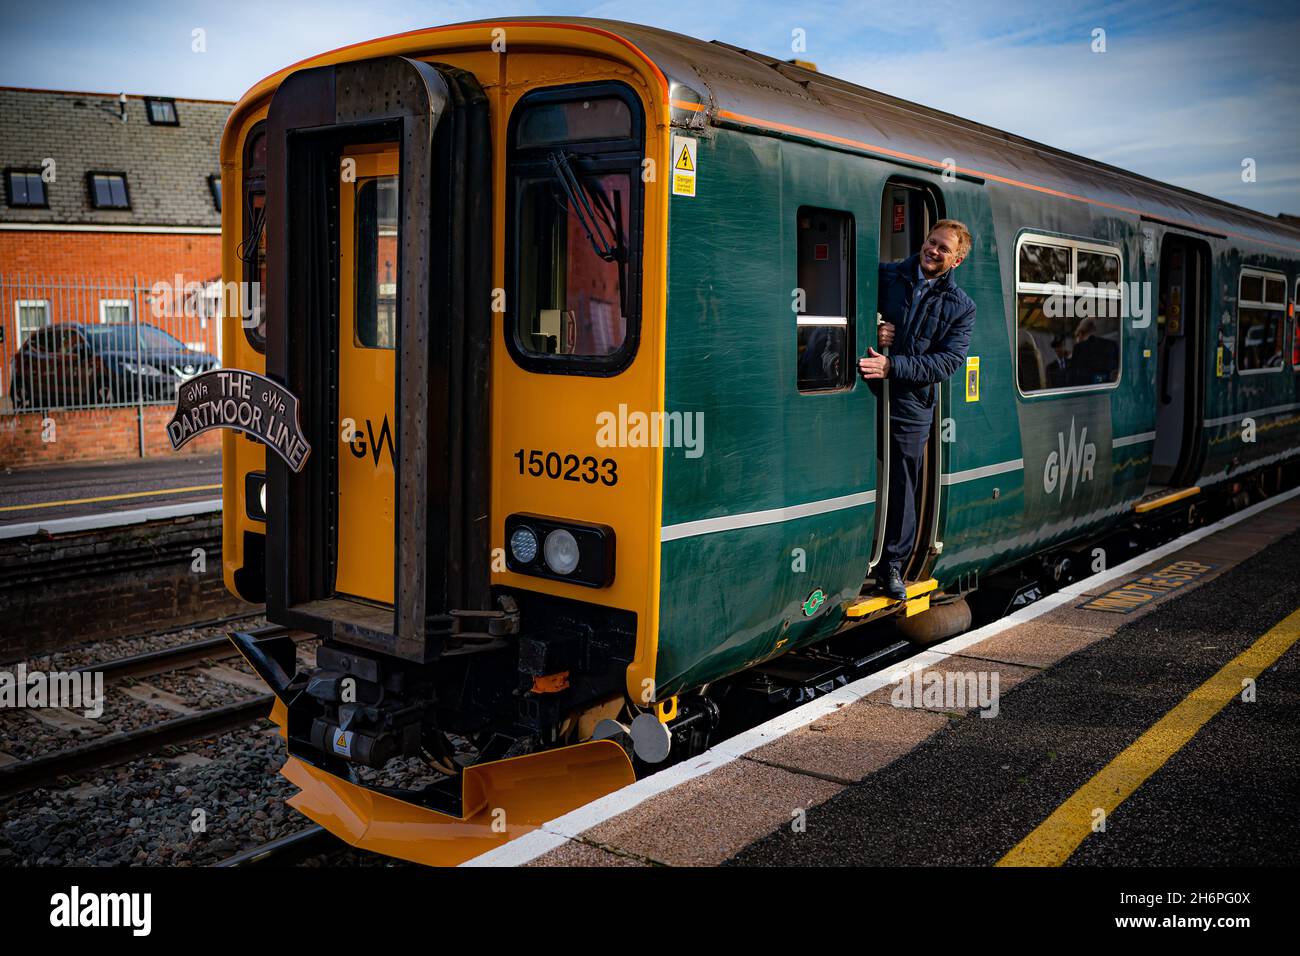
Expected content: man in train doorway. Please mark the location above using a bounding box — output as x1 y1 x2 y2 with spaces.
858 220 976 601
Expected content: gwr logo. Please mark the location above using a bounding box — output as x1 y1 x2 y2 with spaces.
346 415 396 466
1043 417 1096 500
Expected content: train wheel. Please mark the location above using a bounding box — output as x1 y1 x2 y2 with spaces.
893 598 972 648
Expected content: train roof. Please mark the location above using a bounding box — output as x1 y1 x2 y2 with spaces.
463 17 1300 255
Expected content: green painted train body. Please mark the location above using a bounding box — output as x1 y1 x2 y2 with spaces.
650 77 1300 696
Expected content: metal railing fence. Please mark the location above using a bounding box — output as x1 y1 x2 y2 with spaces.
1 274 224 418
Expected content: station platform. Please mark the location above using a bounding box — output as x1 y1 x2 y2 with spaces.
469 489 1300 867
0 454 219 535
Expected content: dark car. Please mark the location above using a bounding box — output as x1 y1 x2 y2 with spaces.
8 322 219 409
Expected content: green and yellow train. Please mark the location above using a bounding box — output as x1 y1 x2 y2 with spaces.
192 18 1300 864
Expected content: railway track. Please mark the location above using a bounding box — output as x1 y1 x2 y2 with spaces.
0 624 310 798
215 824 342 867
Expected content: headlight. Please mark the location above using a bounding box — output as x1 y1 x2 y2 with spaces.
509 526 539 564
121 361 163 377
245 472 267 521
543 529 580 575
503 514 615 588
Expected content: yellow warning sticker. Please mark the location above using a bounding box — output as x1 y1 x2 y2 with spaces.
965 355 980 402
672 135 697 197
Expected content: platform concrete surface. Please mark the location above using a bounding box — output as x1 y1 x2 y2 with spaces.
521 494 1300 867
0 453 220 526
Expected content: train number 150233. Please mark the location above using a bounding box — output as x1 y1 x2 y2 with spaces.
513 449 618 486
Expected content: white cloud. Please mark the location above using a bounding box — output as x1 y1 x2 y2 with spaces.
818 16 1300 214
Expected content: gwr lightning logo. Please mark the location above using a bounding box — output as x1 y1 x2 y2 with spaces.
346 415 396 466
1043 417 1096 500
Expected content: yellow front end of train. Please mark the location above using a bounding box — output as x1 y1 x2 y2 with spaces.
214 22 674 865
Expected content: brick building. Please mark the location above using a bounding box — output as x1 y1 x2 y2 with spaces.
0 87 233 466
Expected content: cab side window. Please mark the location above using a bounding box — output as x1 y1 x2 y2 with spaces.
507 84 645 374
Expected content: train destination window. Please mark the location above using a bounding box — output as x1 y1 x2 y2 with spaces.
5 169 47 208
516 97 632 148
796 206 854 392
354 176 399 349
1016 234 1122 395
508 84 644 373
1236 267 1286 373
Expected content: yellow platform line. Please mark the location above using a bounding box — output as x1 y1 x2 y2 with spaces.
0 484 221 513
1134 485 1200 514
997 604 1300 867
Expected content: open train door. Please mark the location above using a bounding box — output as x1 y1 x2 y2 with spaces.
1141 231 1209 511
262 56 494 661
867 179 944 592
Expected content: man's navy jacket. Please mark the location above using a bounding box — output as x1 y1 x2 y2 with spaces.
877 253 977 432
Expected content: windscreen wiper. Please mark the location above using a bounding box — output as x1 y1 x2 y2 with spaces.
547 151 620 263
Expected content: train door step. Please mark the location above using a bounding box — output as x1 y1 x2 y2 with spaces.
1134 485 1200 514
752 653 852 688
846 578 937 619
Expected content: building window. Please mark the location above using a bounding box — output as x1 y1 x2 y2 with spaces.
1237 267 1286 373
145 98 179 125
1015 233 1122 395
99 299 133 324
795 206 855 392
208 174 221 212
5 169 48 208
507 82 645 375
14 299 50 347
87 172 130 209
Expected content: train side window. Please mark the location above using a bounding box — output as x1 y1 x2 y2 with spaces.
506 83 645 375
354 176 399 349
796 207 854 392
241 124 268 353
1015 234 1122 395
1236 267 1286 373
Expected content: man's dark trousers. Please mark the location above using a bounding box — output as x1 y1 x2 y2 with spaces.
882 426 928 570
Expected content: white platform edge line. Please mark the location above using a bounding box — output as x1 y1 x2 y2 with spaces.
462 482 1300 867
0 498 222 539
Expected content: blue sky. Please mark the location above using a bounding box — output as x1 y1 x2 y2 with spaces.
2 0 1296 215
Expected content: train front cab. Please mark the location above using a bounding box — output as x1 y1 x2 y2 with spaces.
220 29 673 866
